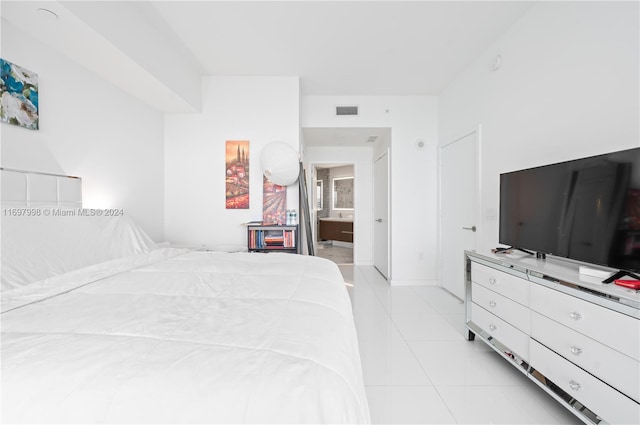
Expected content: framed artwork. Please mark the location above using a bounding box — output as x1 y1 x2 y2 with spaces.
263 176 287 224
225 140 249 209
0 58 39 130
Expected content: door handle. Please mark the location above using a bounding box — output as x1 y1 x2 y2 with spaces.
375 218 383 222
462 225 476 232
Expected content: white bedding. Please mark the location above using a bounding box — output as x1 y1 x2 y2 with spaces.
1 213 157 290
1 249 370 423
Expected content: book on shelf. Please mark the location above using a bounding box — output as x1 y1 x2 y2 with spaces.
248 227 296 250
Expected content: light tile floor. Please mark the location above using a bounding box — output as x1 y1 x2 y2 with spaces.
315 241 353 264
338 264 585 425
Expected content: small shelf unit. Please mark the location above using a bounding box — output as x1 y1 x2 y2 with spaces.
247 224 299 253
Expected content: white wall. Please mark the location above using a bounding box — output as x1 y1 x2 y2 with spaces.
0 19 166 241
302 96 439 285
305 147 373 265
164 76 300 248
439 1 640 255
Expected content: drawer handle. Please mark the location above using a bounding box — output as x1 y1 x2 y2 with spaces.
569 380 581 391
341 231 354 234
488 277 497 285
570 346 583 356
569 311 582 321
489 324 497 331
489 301 497 308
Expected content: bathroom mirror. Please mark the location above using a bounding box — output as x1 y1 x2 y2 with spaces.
333 176 354 210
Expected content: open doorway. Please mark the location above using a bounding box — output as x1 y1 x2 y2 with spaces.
313 164 354 265
302 126 390 270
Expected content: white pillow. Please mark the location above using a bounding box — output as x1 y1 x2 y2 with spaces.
1 212 157 290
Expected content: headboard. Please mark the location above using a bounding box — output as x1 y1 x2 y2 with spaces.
0 167 82 208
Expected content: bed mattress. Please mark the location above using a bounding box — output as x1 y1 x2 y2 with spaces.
1 249 370 423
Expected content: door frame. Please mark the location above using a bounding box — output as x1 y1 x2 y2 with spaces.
311 162 356 263
438 125 482 293
373 149 391 280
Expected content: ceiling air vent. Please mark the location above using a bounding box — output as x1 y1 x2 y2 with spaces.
336 105 359 116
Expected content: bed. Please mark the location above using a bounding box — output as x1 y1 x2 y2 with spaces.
0 169 370 424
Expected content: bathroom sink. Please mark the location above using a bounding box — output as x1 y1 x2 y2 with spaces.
319 217 353 222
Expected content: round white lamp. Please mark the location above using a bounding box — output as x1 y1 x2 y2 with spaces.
260 141 300 186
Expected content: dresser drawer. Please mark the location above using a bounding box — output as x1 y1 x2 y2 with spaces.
531 311 639 403
472 282 530 333
530 340 640 425
471 302 529 360
530 284 640 361
471 262 529 306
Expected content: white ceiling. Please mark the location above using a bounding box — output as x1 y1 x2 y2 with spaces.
303 127 391 147
2 1 535 146
2 0 535 100
151 0 534 96
153 0 533 146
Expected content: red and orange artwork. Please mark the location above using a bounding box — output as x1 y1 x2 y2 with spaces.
225 140 249 209
263 176 287 224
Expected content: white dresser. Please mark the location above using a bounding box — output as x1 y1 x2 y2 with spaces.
465 251 640 425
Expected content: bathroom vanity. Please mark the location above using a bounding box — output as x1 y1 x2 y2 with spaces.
318 218 353 243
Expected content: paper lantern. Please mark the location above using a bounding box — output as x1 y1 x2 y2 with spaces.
260 141 300 186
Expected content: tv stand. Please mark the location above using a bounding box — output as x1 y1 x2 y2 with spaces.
603 269 640 284
465 251 640 425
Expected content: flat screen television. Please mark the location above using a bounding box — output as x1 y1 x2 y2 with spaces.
499 147 640 279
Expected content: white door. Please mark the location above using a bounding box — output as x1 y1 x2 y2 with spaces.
374 151 390 279
440 131 478 299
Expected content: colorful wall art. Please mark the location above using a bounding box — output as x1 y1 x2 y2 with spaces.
0 58 39 130
225 140 250 209
263 176 287 224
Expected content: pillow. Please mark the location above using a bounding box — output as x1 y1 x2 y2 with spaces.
1 211 157 290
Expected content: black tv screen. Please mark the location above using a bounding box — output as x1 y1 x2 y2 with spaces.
499 147 640 273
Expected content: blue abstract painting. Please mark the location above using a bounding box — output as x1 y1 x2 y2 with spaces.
0 58 39 130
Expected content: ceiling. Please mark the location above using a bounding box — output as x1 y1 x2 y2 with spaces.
303 127 391 147
151 0 533 96
152 0 532 146
2 1 535 146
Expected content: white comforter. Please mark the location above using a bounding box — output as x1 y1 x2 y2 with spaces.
1 249 370 424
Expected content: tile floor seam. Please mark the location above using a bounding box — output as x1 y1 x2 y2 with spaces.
396 305 463 424
357 268 462 423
